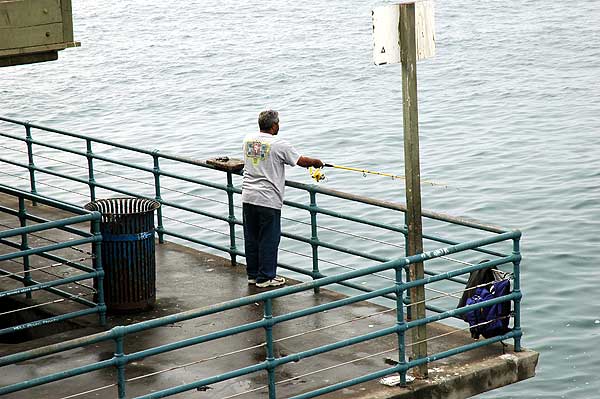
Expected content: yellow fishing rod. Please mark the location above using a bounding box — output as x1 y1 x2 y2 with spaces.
309 163 447 187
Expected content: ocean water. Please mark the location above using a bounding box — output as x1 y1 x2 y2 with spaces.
2 1 600 398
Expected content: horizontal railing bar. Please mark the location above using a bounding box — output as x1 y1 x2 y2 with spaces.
289 330 520 399
126 318 266 363
312 205 407 234
0 238 93 272
280 198 409 236
402 255 518 292
276 260 453 315
285 181 508 234
0 134 229 197
273 325 398 368
0 307 101 336
0 266 97 307
0 236 98 262
0 183 95 216
0 157 163 206
0 329 115 367
406 292 520 330
273 286 397 325
127 285 399 364
424 269 468 285
150 152 217 171
159 199 229 223
79 149 155 174
157 169 229 192
289 364 402 399
0 156 92 188
281 231 389 263
132 362 266 399
0 161 228 226
0 357 116 396
278 202 504 264
315 239 389 262
0 117 223 171
0 116 160 157
423 232 507 258
138 325 399 399
0 270 100 298
0 205 93 238
407 330 520 369
335 279 450 315
0 131 158 175
276 262 319 278
0 214 97 240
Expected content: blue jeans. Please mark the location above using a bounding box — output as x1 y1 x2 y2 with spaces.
242 203 281 283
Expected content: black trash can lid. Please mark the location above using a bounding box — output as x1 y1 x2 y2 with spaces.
84 197 160 216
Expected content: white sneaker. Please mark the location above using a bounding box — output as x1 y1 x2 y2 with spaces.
256 276 286 288
248 278 257 285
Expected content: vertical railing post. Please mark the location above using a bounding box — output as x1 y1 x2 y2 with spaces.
114 329 127 399
395 264 407 385
86 139 96 202
152 151 164 244
92 216 106 326
226 172 237 266
24 123 38 204
264 299 277 399
309 190 320 294
512 233 522 352
403 221 412 321
18 196 32 299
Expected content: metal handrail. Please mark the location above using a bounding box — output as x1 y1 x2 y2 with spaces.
0 184 106 333
0 117 511 293
0 233 522 398
0 117 524 399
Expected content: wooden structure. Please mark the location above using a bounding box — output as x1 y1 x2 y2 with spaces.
0 0 79 67
372 0 435 378
206 157 244 173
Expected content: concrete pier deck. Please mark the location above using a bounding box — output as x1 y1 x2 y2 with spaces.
0 195 538 399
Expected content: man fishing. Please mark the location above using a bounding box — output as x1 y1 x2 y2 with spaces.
242 110 323 288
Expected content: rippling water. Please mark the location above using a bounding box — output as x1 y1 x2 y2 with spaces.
2 1 600 398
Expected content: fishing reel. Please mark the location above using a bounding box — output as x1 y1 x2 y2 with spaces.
308 167 326 183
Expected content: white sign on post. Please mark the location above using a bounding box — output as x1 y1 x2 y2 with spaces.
372 1 436 65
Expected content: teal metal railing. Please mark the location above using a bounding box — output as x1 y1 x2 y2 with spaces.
0 231 521 398
0 184 106 335
0 116 523 398
0 116 510 314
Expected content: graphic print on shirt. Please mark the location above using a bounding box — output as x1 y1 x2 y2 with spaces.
245 140 271 165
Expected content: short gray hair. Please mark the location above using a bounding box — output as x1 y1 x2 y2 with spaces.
258 110 279 131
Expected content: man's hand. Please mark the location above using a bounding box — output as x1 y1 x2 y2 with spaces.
297 156 324 168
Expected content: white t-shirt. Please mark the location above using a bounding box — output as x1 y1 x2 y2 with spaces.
241 132 301 210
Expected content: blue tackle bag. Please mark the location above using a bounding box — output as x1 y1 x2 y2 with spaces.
464 279 512 339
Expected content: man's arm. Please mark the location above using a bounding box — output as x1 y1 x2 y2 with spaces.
297 156 324 168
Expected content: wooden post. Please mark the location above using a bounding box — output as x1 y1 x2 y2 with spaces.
399 1 428 378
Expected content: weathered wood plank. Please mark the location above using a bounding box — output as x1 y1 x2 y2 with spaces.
0 50 57 67
399 1 428 379
0 0 62 29
0 23 64 50
60 0 73 43
0 41 78 57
